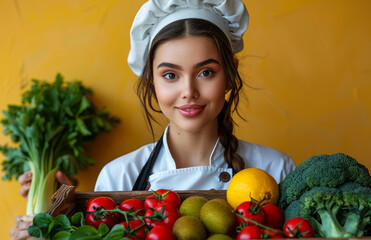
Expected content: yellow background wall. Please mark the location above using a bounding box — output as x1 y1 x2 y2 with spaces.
1 0 370 238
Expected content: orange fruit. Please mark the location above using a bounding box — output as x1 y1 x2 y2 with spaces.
226 168 279 209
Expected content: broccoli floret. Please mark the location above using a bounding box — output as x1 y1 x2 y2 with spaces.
278 153 371 210
278 153 371 237
284 185 371 237
340 183 371 236
283 200 308 221
299 187 345 237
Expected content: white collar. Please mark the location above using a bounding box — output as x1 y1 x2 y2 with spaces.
161 125 224 167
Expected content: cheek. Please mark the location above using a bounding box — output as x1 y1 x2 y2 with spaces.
154 81 177 108
212 82 227 114
215 90 227 113
204 81 226 105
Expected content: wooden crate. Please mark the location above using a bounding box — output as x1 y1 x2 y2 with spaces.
47 184 226 217
46 185 367 240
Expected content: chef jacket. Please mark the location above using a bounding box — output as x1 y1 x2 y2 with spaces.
94 126 295 191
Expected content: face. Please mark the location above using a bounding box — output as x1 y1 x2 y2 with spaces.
152 35 227 134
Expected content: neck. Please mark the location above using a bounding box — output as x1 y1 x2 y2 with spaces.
167 123 219 169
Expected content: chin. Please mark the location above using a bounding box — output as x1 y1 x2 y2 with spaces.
172 121 214 134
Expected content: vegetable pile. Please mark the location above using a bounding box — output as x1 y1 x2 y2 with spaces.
29 190 181 240
28 189 316 240
278 153 371 237
0 74 118 215
25 152 371 239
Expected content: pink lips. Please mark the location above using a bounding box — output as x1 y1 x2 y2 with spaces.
177 104 205 117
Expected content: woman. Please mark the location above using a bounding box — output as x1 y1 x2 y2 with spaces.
95 0 295 192
11 0 295 239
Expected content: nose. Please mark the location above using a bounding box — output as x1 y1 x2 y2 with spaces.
182 76 199 99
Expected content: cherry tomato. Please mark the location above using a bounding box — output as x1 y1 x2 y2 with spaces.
284 217 315 238
145 225 176 240
119 220 147 240
144 203 181 230
236 201 267 227
144 189 181 209
236 226 261 240
85 196 120 229
261 204 284 229
119 198 145 217
260 228 285 239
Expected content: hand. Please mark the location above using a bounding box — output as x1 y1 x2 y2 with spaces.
9 215 39 240
18 171 32 200
55 170 73 186
18 170 72 200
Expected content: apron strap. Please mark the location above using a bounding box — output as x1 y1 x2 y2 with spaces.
132 135 163 191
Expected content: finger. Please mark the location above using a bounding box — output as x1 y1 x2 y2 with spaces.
19 184 30 200
14 216 34 229
10 229 31 240
18 171 32 185
10 216 34 240
14 220 32 230
55 171 72 186
15 215 34 223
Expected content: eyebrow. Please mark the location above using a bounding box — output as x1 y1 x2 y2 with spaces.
157 62 182 70
157 58 220 70
194 58 220 68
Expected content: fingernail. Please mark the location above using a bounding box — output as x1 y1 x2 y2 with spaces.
28 172 32 177
27 182 31 187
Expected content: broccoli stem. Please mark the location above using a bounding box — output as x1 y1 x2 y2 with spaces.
312 198 346 237
316 208 344 238
343 212 363 237
315 204 369 237
343 205 370 237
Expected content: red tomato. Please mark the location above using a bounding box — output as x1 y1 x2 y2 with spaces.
261 204 284 229
144 189 181 209
85 196 120 229
119 198 145 217
144 203 181 230
119 220 147 240
236 201 267 227
236 226 261 240
145 225 176 240
284 217 315 238
260 228 285 239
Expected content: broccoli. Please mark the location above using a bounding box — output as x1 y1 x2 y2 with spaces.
283 200 304 221
278 153 371 237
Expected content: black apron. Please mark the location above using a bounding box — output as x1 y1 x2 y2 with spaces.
132 135 236 190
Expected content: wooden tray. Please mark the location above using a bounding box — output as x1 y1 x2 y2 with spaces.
46 185 368 240
47 184 226 217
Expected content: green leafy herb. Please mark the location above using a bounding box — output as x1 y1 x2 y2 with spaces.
0 73 119 214
28 212 127 240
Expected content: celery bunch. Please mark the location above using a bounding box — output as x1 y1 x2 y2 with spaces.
0 73 118 214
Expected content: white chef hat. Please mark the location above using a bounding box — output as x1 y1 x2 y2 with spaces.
127 0 249 76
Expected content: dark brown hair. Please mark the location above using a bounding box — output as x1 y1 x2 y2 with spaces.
136 19 245 172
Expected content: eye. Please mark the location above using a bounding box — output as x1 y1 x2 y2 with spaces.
162 72 178 80
198 70 214 78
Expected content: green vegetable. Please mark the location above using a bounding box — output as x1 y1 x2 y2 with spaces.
28 212 115 240
29 212 144 240
278 153 371 237
0 73 118 214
